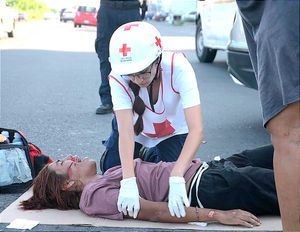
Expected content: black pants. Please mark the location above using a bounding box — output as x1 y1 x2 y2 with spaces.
190 145 280 215
95 3 141 106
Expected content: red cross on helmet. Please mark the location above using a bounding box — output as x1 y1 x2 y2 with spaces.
109 21 163 75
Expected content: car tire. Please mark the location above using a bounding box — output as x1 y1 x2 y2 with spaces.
78 24 81 28
74 24 77 27
7 31 14 38
195 20 217 63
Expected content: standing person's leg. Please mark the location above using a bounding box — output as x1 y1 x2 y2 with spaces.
256 2 299 230
237 1 300 230
95 6 114 114
141 11 145 20
267 101 300 230
95 6 141 114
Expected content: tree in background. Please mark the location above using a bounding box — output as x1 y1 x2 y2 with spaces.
7 0 49 20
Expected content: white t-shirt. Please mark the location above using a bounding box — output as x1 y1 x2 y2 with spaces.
109 52 200 147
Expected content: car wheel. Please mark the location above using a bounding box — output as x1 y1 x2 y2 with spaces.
7 30 14 38
195 20 217 63
74 24 77 27
78 24 82 28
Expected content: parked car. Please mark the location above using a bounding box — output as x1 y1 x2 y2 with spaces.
74 6 97 27
195 0 256 90
61 9 75 22
44 12 58 21
183 11 196 22
59 8 66 21
0 0 17 38
153 11 168 21
17 12 27 21
227 12 257 90
195 0 236 62
145 11 155 20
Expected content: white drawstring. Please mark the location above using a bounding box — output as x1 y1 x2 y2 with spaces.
188 162 209 208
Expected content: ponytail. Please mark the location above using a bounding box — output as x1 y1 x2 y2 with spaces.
129 81 145 135
128 55 162 135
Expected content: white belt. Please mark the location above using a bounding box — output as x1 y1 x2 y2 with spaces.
188 161 209 208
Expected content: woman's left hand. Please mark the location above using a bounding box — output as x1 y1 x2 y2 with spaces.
168 176 190 218
217 209 261 228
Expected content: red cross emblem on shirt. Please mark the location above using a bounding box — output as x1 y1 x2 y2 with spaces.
123 23 139 31
119 43 131 56
143 119 175 138
155 36 162 48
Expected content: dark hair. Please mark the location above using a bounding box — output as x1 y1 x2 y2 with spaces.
129 55 162 135
129 81 145 135
20 165 81 210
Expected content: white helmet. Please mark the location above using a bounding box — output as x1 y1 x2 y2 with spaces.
109 21 163 75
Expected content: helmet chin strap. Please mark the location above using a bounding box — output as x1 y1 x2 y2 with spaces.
148 55 162 111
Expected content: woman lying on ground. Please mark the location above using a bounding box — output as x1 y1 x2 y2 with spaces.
20 145 279 228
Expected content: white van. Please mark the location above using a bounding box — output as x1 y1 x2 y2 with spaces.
195 0 237 62
0 0 17 38
195 0 257 89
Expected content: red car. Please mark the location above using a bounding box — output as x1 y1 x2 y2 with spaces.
74 6 97 27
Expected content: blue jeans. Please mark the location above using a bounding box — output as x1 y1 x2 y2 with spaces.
95 5 141 106
101 116 188 173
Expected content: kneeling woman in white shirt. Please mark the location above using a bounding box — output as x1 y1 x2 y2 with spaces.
102 21 203 219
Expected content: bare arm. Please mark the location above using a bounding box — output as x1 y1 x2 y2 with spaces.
115 109 136 178
171 105 203 176
135 198 261 228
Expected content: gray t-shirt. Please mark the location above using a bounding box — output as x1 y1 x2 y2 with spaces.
79 158 201 220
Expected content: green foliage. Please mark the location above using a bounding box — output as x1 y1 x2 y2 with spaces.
6 0 49 20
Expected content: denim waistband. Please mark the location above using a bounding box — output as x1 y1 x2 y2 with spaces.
101 0 140 9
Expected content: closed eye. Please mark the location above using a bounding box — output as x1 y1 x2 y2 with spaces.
55 160 64 165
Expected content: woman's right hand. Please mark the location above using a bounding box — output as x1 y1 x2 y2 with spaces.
216 209 261 228
117 177 140 218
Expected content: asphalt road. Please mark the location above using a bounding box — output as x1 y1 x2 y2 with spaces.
0 19 270 231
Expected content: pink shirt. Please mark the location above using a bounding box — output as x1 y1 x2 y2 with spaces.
79 159 202 220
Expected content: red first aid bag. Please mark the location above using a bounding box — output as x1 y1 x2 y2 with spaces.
0 128 53 193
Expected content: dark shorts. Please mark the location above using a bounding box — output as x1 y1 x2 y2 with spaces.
237 0 300 127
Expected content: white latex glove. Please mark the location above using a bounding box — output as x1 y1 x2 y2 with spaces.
117 177 140 218
168 176 190 218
